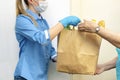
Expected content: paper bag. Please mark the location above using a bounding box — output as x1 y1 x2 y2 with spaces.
57 20 105 75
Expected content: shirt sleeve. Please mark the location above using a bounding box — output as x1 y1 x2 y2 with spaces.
15 15 50 45
50 46 57 59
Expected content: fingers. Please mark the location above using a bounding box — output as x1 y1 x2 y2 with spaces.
78 23 84 28
78 19 88 28
78 23 89 32
78 19 98 33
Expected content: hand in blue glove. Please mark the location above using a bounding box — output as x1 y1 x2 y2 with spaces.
59 16 81 27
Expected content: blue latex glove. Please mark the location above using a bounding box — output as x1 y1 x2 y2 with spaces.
59 16 81 27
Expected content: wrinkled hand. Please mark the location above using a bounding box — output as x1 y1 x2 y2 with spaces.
59 16 81 27
94 64 105 75
78 20 98 33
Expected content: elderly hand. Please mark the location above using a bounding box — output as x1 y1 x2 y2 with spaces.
78 20 98 33
94 64 105 75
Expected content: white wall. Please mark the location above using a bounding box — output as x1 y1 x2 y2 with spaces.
0 0 18 80
71 0 119 80
0 0 70 80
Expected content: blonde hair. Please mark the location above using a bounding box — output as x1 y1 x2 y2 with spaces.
16 0 38 26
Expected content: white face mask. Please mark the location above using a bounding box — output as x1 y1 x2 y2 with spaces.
35 1 48 13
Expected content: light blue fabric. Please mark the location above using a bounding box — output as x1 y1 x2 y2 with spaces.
59 16 81 27
14 9 56 80
116 48 120 80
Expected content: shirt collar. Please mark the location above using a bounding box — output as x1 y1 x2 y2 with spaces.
26 9 43 20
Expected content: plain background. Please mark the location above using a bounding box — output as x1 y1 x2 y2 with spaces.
0 0 119 80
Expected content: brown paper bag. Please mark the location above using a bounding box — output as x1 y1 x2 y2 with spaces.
57 20 105 74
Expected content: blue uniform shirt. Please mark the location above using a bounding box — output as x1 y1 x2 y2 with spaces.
14 10 57 80
116 48 120 80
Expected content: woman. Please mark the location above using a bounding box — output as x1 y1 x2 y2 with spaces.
14 0 80 80
78 20 120 80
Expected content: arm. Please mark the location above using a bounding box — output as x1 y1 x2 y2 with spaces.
16 15 80 45
78 20 120 48
16 16 51 45
96 27 120 48
95 56 117 75
49 23 63 40
49 16 81 40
